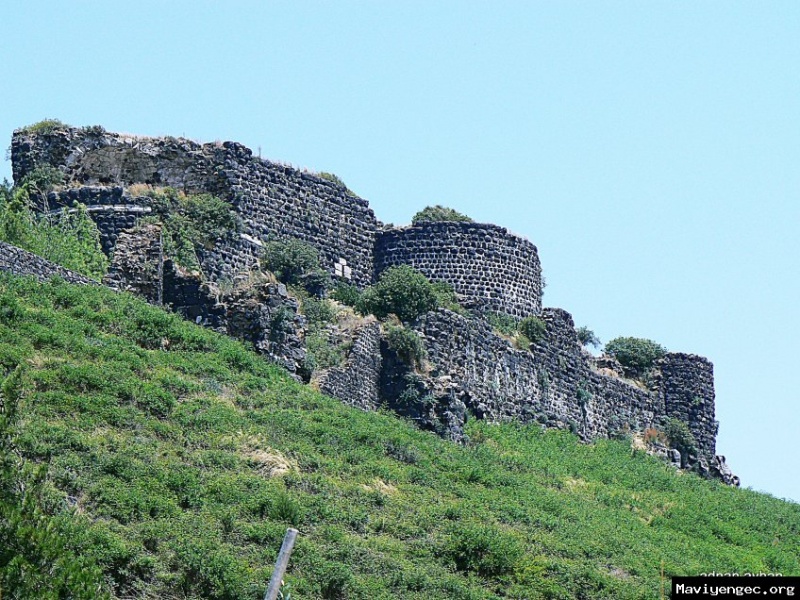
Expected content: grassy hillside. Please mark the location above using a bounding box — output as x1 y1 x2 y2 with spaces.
0 274 797 599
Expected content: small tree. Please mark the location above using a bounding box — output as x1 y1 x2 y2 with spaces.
356 265 439 322
385 323 427 368
411 205 473 225
604 336 667 377
576 326 601 348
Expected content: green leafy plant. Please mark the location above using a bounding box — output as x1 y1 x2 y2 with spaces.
357 265 438 322
330 282 361 307
411 205 473 225
664 418 697 457
604 337 667 377
445 522 523 577
0 188 108 279
485 311 518 336
430 281 464 314
136 187 239 271
261 238 331 296
384 323 426 368
577 326 601 348
519 316 547 344
19 119 68 135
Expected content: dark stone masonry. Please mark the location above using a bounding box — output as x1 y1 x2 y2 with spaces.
0 240 97 286
374 222 543 318
2 123 734 482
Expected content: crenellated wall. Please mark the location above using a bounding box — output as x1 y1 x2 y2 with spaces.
375 222 543 317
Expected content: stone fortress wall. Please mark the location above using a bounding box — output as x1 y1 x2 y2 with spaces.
12 127 379 288
7 124 730 476
374 222 542 317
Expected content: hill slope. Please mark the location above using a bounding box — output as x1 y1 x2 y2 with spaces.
0 274 797 599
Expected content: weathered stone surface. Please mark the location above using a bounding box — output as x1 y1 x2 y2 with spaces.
375 222 543 318
103 224 163 303
0 240 97 286
711 455 740 487
13 127 378 287
318 321 382 411
219 281 307 379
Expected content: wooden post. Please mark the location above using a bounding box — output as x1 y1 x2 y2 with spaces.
263 527 299 600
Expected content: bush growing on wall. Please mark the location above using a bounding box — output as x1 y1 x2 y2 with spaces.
331 282 361 307
577 326 601 348
384 323 426 368
519 316 547 343
356 265 439 322
261 238 331 296
604 336 667 376
140 187 240 272
411 205 473 225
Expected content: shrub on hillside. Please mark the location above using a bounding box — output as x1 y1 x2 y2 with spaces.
357 265 439 322
519 316 546 343
411 205 473 225
445 523 523 577
330 282 361 307
0 188 108 280
604 336 667 376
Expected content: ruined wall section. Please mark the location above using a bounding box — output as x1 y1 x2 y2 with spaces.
415 309 660 439
220 142 378 288
12 127 379 287
0 240 97 286
375 222 542 318
414 307 716 460
318 322 383 411
659 353 717 458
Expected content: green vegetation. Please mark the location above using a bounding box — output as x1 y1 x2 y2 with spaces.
330 281 361 307
664 418 698 457
484 312 544 350
518 315 547 344
316 172 355 196
384 322 427 369
604 336 668 377
18 118 69 135
300 296 347 373
0 183 108 280
577 326 601 348
485 312 518 337
357 265 439 322
411 205 473 225
0 274 798 599
261 238 330 296
138 186 239 272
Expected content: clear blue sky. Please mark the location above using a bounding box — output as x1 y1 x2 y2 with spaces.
2 2 798 502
